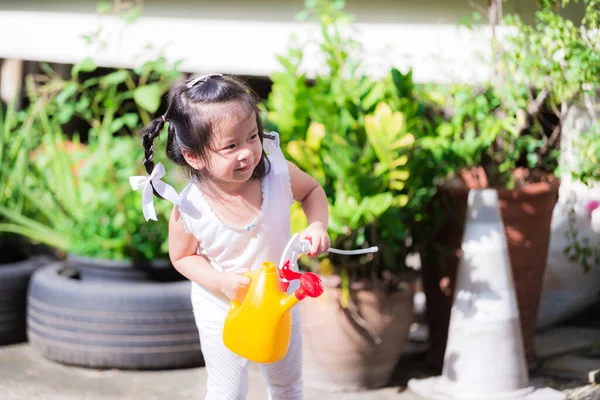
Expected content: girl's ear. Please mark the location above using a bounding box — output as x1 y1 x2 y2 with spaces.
183 150 205 170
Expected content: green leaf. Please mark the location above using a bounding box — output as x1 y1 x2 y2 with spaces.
362 82 385 110
122 113 140 128
109 118 125 134
80 35 93 45
96 1 113 14
133 84 162 113
56 82 77 104
55 104 75 124
361 193 393 220
122 6 142 23
101 70 130 86
0 223 69 250
75 96 91 113
72 57 97 78
295 9 310 21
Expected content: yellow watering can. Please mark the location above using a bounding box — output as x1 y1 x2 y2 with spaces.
222 234 379 364
222 260 323 363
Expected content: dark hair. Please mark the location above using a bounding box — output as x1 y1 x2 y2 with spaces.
139 74 271 197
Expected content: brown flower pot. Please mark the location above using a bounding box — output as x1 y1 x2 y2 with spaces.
301 284 414 391
421 176 560 371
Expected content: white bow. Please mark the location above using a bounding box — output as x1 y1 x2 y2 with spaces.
264 132 286 176
129 162 180 221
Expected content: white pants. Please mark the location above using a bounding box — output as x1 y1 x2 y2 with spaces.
194 309 303 400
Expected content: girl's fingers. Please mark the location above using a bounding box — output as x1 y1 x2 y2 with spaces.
239 276 250 285
322 236 330 252
234 268 250 284
311 240 320 257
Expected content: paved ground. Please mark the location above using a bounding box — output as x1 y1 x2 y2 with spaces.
0 343 420 400
2 341 599 400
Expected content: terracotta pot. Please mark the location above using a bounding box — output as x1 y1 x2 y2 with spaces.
301 284 414 391
421 178 560 371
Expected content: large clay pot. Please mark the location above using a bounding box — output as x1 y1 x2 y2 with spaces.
301 283 414 391
421 177 560 370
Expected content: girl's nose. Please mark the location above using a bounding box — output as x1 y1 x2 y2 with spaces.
237 147 252 161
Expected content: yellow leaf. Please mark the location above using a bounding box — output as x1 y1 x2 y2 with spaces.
391 113 404 137
365 114 375 135
374 102 393 118
393 133 415 149
391 155 408 168
390 181 405 191
306 122 325 150
391 169 410 181
397 195 409 207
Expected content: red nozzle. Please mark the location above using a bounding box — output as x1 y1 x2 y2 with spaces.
294 272 324 300
280 260 303 281
279 260 303 292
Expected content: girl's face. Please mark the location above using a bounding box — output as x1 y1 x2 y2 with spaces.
206 111 263 184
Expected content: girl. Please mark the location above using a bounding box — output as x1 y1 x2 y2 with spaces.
136 73 330 400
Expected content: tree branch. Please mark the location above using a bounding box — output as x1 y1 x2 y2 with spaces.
527 88 549 116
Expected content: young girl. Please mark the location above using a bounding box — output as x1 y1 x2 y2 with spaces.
135 74 329 400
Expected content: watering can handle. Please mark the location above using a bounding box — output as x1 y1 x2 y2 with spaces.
300 237 379 255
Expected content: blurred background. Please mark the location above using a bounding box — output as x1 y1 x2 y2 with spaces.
1 1 600 399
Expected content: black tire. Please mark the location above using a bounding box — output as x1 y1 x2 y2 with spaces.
0 255 53 345
28 263 203 370
67 254 185 283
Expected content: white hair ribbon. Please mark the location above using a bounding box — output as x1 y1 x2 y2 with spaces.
263 131 286 176
129 162 180 221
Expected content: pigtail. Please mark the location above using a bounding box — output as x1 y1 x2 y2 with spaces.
139 117 166 199
140 117 166 175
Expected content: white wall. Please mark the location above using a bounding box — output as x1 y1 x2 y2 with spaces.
0 1 585 84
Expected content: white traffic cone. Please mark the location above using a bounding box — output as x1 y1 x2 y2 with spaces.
409 189 565 400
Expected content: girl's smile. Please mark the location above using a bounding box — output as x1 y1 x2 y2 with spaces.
236 164 253 173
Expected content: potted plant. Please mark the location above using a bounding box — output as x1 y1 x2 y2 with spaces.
264 0 437 390
1 49 181 279
416 0 600 370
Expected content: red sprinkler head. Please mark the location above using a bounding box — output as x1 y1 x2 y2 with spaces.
294 272 324 300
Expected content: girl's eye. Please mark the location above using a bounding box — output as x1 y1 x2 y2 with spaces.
249 134 258 140
224 144 236 150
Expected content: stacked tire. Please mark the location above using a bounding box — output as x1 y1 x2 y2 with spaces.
0 255 51 345
27 261 203 370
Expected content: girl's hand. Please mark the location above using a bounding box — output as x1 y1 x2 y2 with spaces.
300 222 330 258
218 268 251 301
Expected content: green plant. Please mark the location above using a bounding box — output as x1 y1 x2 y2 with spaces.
265 0 438 288
495 0 600 272
0 98 34 218
563 125 600 271
0 95 49 256
572 126 600 186
1 125 173 260
422 0 600 189
0 0 181 260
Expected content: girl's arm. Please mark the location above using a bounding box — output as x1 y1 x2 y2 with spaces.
168 206 249 300
287 161 330 256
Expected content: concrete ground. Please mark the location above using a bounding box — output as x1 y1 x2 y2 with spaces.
0 343 421 400
0 328 600 400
